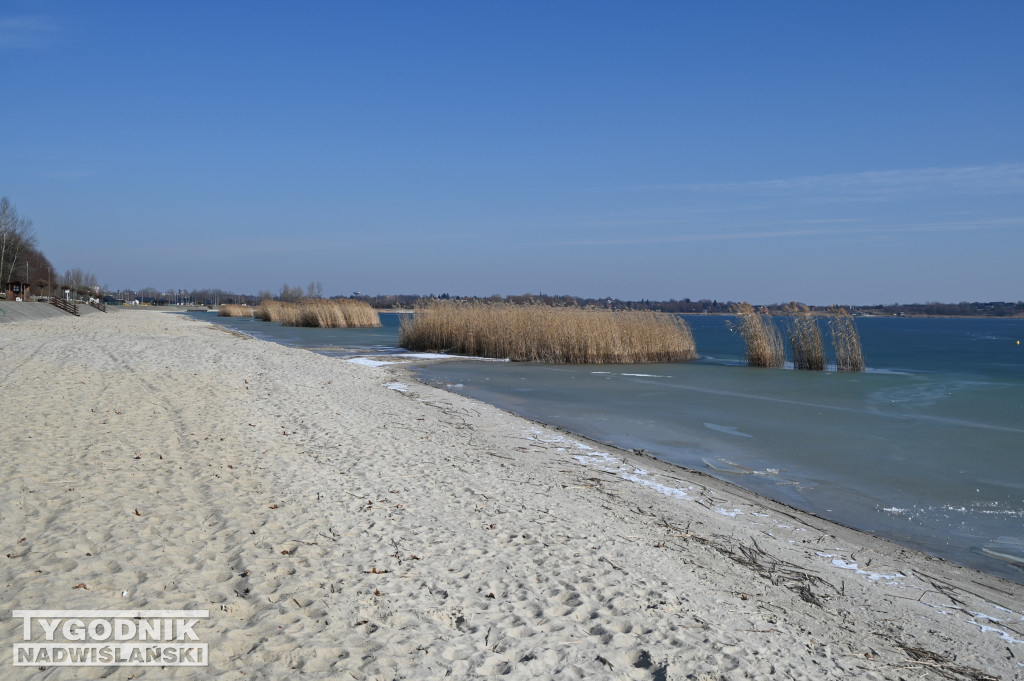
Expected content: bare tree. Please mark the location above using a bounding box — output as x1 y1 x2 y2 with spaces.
60 268 99 299
0 196 37 288
279 283 304 302
307 280 323 298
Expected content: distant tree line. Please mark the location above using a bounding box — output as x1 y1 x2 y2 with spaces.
856 301 1024 317
348 293 1022 317
352 294 854 315
106 282 330 306
107 287 259 306
106 284 1024 318
350 293 736 313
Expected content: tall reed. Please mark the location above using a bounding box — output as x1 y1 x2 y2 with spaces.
254 298 380 328
217 304 253 317
399 301 697 363
828 307 865 372
785 303 825 371
732 303 785 368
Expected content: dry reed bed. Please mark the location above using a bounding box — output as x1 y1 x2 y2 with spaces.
217 304 253 318
732 303 864 371
399 301 697 363
253 300 300 325
253 299 380 328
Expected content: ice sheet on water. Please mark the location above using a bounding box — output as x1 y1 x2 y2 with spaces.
562 436 693 501
348 357 394 367
981 536 1024 566
704 422 753 438
348 352 509 367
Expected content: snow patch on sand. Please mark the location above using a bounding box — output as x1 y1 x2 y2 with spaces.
349 357 394 367
826 557 904 582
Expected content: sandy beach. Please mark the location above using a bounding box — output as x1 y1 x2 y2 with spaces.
1 310 1022 680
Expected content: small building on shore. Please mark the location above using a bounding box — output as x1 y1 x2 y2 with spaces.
2 280 30 301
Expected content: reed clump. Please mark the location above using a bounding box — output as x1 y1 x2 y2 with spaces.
828 307 865 372
254 299 380 328
253 300 300 325
732 303 785 368
785 303 825 371
293 298 380 328
217 304 253 317
399 300 697 363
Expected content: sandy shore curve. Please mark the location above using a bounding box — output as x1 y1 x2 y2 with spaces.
1 310 1021 679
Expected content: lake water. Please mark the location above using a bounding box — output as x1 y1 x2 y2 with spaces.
193 310 1024 584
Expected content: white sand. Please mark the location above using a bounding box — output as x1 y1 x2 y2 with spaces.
1 310 1021 680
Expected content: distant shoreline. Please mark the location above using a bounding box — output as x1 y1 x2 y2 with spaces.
5 299 1022 322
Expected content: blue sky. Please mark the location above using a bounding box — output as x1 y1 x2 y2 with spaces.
2 1 1022 304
